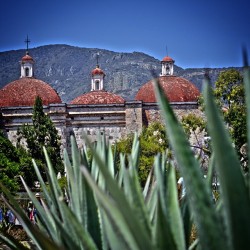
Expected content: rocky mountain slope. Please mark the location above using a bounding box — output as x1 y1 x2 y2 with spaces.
0 44 241 103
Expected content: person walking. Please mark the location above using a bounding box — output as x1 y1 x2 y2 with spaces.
5 209 15 226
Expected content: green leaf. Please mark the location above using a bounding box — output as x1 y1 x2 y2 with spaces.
154 78 226 250
81 164 153 250
166 166 186 250
243 65 250 184
64 137 102 248
123 160 151 237
143 166 153 199
204 80 250 249
53 201 98 250
152 192 176 250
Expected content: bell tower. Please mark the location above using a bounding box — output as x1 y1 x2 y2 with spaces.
160 55 175 76
20 36 34 78
91 53 105 91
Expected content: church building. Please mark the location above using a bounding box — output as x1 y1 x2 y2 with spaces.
0 42 201 152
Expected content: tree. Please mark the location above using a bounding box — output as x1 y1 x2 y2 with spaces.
0 130 20 192
214 69 244 105
213 69 246 153
0 130 35 192
181 113 206 137
18 96 63 179
16 146 37 187
181 113 210 171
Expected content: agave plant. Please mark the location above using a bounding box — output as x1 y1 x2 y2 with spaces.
0 56 250 250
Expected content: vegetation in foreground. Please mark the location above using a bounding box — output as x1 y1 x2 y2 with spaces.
0 63 249 249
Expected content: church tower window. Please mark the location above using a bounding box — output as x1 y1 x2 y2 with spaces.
95 80 100 90
25 67 29 77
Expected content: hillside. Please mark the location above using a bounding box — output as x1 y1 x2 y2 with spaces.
0 44 241 103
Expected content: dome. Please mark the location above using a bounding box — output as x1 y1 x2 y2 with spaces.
135 76 200 103
70 90 124 105
21 54 34 62
91 66 105 76
162 56 174 62
0 78 62 107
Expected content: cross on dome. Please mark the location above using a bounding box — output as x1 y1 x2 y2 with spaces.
24 35 31 55
96 52 100 67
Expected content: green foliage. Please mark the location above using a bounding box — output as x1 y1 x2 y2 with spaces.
115 133 134 154
0 158 20 192
181 113 206 137
0 130 36 191
225 104 247 152
0 61 250 250
17 146 38 187
58 176 67 190
0 130 19 161
0 131 21 192
116 122 168 185
214 69 244 105
214 69 246 151
17 96 63 179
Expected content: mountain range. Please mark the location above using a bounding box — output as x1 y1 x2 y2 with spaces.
0 44 242 103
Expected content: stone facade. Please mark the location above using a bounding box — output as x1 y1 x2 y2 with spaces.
0 101 200 153
141 102 203 125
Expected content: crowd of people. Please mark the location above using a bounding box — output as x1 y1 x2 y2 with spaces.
0 193 41 228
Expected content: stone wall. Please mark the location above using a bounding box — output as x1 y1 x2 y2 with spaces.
141 102 203 125
125 101 143 136
0 102 130 153
0 101 203 153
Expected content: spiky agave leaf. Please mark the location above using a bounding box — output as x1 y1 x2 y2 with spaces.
42 144 98 250
154 77 227 250
82 134 154 250
242 49 250 188
151 152 186 250
204 78 250 250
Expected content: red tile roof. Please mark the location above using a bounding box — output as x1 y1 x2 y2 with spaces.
135 76 200 103
91 67 105 76
70 90 124 104
21 54 34 62
162 56 174 62
0 78 61 107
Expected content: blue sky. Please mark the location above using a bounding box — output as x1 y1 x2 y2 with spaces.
0 0 249 69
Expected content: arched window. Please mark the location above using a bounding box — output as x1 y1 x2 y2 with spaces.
166 65 170 75
95 80 100 90
25 67 29 77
